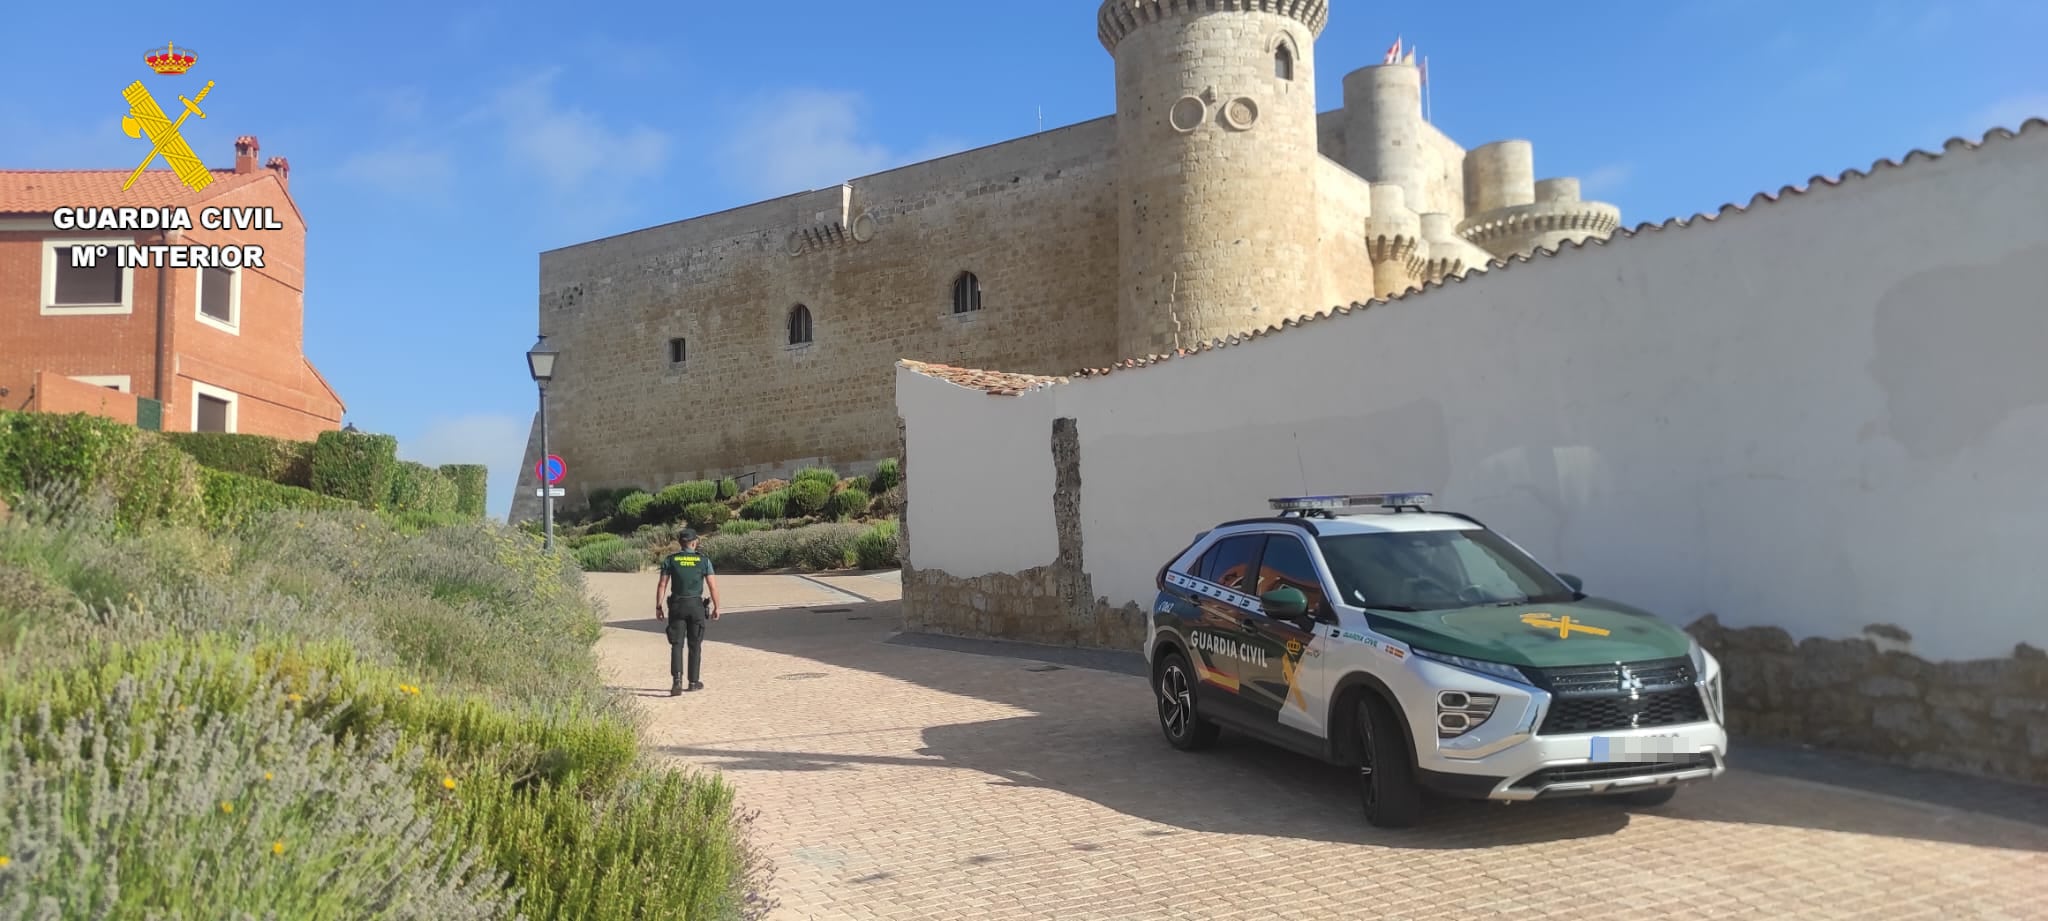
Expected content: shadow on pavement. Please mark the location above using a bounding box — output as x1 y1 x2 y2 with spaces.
635 599 2048 853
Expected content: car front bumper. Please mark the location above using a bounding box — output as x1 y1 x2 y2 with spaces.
1400 654 1729 801
1417 719 1728 801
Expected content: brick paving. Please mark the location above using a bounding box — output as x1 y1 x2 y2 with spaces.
590 572 2048 921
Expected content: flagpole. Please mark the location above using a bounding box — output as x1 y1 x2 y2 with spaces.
1424 56 1431 123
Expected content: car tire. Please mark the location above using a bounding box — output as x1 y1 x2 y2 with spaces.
1155 652 1221 751
1616 785 1678 807
1355 695 1424 828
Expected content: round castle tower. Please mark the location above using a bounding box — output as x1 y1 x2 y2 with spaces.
1099 0 1330 359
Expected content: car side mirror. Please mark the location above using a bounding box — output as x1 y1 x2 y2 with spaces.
1260 587 1309 620
1556 572 1584 593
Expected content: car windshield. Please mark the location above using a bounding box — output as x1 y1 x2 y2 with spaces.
1315 528 1575 612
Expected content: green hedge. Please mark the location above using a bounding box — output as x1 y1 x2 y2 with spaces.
437 464 488 518
869 458 901 494
0 410 204 533
199 467 356 531
162 432 316 488
737 490 787 521
683 501 731 532
649 480 718 523
824 487 868 521
310 430 398 509
786 478 829 516
387 461 459 516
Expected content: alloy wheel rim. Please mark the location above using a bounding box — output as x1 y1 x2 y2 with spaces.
1359 715 1379 810
1160 666 1191 738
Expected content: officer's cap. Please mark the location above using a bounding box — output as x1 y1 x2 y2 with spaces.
677 528 700 543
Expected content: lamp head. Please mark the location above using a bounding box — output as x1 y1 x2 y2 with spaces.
526 334 558 382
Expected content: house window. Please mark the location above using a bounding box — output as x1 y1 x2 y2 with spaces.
40 239 135 315
197 265 239 330
190 381 237 433
668 337 686 364
951 272 983 314
787 304 813 345
1274 44 1294 80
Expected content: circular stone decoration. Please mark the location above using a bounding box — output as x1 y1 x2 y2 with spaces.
785 230 804 256
1168 95 1207 133
1222 96 1259 130
850 211 877 243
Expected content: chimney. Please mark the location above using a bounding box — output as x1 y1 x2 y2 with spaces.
234 136 259 174
264 157 290 190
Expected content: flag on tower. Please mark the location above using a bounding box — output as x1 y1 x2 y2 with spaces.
1403 47 1417 66
1384 36 1402 64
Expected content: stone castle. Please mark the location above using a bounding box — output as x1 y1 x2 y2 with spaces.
512 0 1621 519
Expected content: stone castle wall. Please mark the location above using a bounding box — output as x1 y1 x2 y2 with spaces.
531 118 1124 500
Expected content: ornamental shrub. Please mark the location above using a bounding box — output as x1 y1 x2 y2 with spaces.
823 487 868 521
853 519 899 570
388 461 459 517
868 484 904 519
0 410 204 533
683 501 732 532
650 480 718 523
786 478 829 516
200 468 355 532
737 490 787 521
437 464 489 518
868 458 901 494
572 535 646 572
164 432 317 488
791 467 837 489
310 429 398 510
718 477 739 500
614 491 653 524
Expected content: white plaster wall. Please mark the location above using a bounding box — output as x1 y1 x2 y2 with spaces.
902 126 2048 662
896 365 1060 577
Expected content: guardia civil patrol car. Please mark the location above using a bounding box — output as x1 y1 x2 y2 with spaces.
1145 492 1728 828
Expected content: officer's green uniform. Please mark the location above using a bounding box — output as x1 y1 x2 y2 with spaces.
659 546 715 688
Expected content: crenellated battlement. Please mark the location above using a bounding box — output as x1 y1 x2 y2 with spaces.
1097 0 1329 52
1457 199 1623 256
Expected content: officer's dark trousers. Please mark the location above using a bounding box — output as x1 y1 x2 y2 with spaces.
666 596 709 683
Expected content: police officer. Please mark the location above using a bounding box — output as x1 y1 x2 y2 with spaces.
654 528 721 695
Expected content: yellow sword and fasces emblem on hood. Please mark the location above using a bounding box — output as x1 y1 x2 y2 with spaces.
1520 612 1611 639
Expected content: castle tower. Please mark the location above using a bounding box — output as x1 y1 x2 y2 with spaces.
1100 0 1330 358
1459 140 1622 258
1341 61 1427 210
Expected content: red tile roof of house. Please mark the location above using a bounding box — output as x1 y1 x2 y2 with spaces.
897 359 1067 395
902 117 2048 394
0 168 275 215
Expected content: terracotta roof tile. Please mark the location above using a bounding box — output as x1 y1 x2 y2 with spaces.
0 168 273 215
905 117 2046 388
898 359 1068 395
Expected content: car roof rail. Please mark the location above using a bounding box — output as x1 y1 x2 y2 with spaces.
1215 516 1321 535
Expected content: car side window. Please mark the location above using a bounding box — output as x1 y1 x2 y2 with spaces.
1197 535 1263 593
1255 535 1328 612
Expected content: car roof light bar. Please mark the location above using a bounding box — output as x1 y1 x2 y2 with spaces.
1267 492 1434 515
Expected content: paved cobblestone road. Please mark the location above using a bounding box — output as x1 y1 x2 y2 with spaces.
591 572 2048 921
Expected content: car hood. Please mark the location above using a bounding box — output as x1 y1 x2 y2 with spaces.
1363 596 1694 669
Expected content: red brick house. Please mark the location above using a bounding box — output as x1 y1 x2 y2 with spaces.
0 136 344 438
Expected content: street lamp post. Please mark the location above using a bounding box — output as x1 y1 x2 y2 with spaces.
526 334 559 551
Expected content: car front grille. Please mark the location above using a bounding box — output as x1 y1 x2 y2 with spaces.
1512 753 1718 793
1523 657 1711 735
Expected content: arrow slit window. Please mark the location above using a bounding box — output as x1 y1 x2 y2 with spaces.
1274 43 1294 81
787 304 813 346
668 337 686 364
951 272 983 314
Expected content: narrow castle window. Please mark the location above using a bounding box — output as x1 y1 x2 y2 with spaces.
1274 44 1294 81
951 272 983 314
788 304 813 345
668 337 686 364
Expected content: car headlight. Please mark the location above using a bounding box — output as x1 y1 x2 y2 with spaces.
1410 647 1531 685
1688 638 1726 724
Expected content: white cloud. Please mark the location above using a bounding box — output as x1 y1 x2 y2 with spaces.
404 412 532 521
337 146 454 191
477 69 669 190
716 88 971 198
1968 92 2048 134
1580 163 1634 196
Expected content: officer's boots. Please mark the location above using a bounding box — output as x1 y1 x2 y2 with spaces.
670 677 684 697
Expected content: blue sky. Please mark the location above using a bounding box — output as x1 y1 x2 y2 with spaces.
5 0 2042 519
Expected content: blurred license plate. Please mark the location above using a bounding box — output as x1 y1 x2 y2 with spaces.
1590 734 1686 762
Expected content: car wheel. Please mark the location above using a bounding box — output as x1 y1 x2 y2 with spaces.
1355 695 1424 828
1155 652 1220 751
1615 785 1678 807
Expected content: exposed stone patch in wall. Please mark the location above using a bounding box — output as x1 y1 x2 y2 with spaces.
1687 614 2048 786
900 417 1146 650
